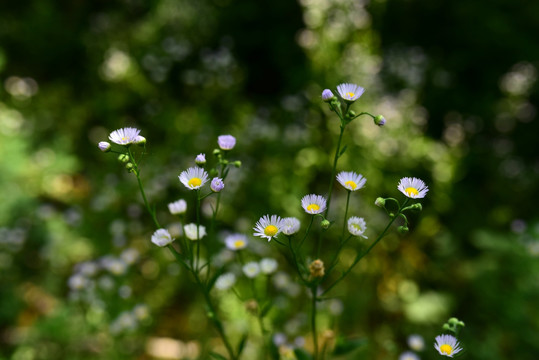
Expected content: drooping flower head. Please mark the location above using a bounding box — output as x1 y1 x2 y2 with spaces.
108 127 141 145
218 135 236 150
151 228 174 247
282 217 301 235
253 215 284 241
225 233 248 251
434 334 463 357
336 171 367 191
301 194 327 215
398 177 429 199
347 216 368 238
184 223 207 241
179 167 209 190
215 273 236 290
168 199 187 215
336 83 365 102
243 261 260 278
211 177 225 192
398 351 420 360
260 258 278 274
98 141 111 152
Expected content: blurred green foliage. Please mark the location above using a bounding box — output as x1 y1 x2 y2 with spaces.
1 0 538 359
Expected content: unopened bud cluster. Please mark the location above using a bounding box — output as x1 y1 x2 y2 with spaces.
309 259 325 278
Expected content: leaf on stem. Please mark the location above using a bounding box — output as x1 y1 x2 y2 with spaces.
209 352 228 360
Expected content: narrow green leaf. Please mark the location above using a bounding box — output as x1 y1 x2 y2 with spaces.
236 334 249 357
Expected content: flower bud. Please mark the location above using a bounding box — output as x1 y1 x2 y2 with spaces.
321 219 330 229
374 115 386 126
135 135 146 146
195 153 206 165
210 177 225 192
375 197 386 207
309 259 325 278
213 149 221 156
126 162 134 172
410 203 422 211
98 141 111 152
233 160 242 168
398 225 409 234
321 89 335 102
118 154 130 163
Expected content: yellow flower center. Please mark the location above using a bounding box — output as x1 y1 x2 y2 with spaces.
440 344 453 355
352 224 361 231
188 177 202 188
345 180 357 190
405 187 419 196
264 225 278 237
346 92 355 98
234 240 245 248
307 204 320 212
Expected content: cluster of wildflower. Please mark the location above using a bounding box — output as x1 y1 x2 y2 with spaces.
96 82 432 359
67 247 139 303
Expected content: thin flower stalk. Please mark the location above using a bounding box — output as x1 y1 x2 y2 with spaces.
321 198 409 297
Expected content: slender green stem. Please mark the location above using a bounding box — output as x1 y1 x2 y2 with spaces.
321 199 409 296
288 236 309 285
324 125 345 218
311 286 319 360
341 191 351 239
195 273 238 360
298 216 315 251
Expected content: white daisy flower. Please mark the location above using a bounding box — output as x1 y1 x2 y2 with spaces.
282 217 301 235
179 167 209 190
336 83 365 102
151 228 174 247
168 199 187 215
215 273 236 290
225 233 248 251
434 334 463 357
260 258 278 274
347 216 368 238
301 194 327 215
243 261 260 278
184 223 206 241
108 127 141 145
398 351 420 360
336 171 367 191
398 177 429 199
253 215 284 241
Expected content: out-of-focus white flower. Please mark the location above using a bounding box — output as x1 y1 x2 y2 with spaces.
215 273 236 290
242 261 260 278
168 199 187 215
151 228 174 247
184 223 206 241
260 258 278 274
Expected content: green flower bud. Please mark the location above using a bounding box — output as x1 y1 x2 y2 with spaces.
374 115 386 126
321 219 330 229
118 154 130 163
375 197 386 207
125 162 134 172
397 225 409 234
442 324 451 331
233 160 242 168
213 149 221 156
